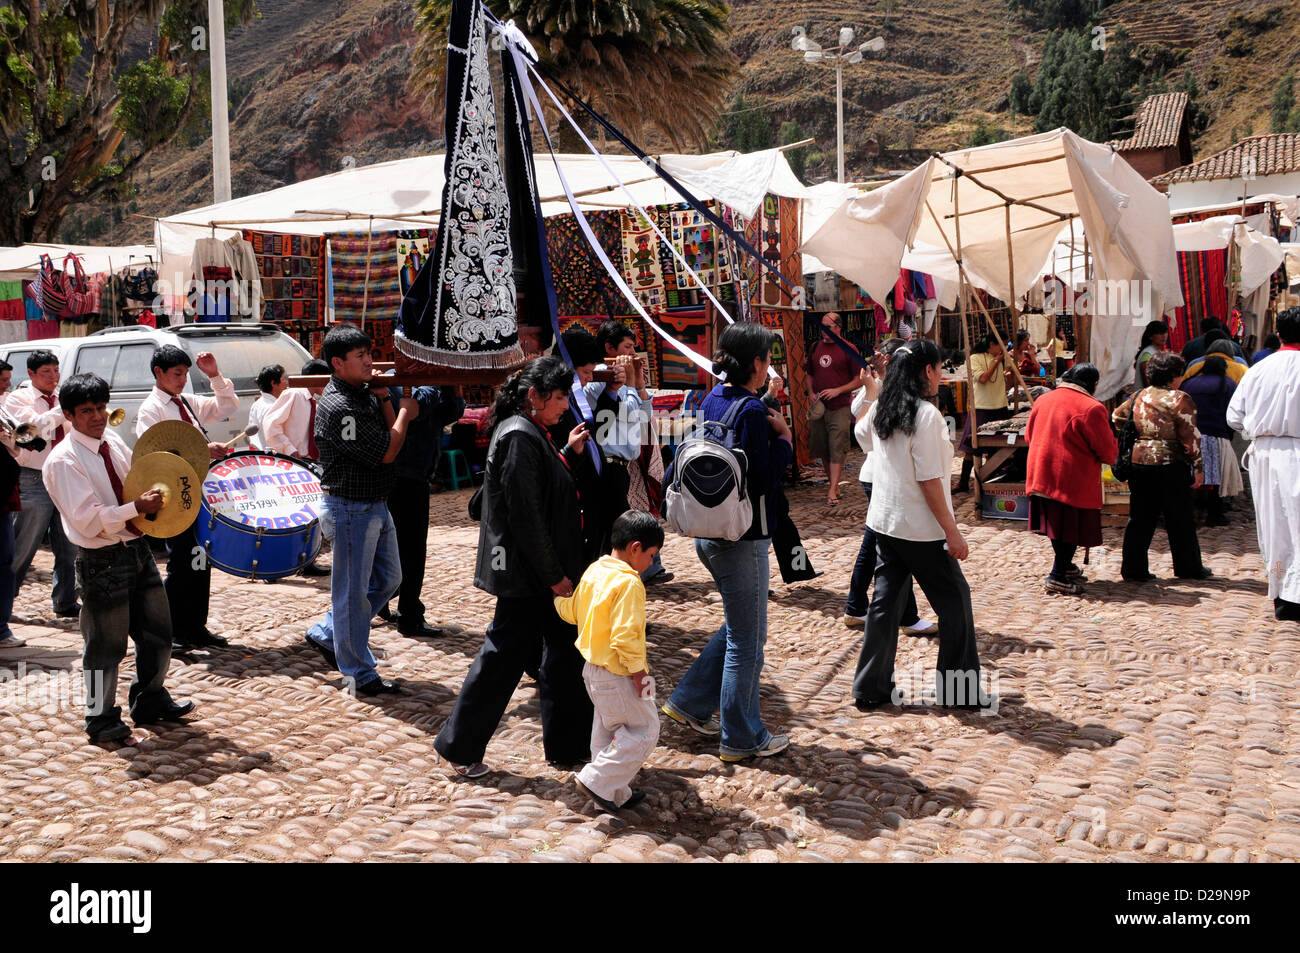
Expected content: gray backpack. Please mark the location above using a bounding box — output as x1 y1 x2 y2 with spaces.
663 396 762 541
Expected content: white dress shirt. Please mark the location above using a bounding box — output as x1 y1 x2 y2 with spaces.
262 388 316 458
42 429 140 549
247 393 277 451
4 385 66 470
134 378 238 439
864 400 954 543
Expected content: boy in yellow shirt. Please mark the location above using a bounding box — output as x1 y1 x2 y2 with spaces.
555 511 664 812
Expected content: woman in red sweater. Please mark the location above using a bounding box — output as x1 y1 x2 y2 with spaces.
1024 363 1119 595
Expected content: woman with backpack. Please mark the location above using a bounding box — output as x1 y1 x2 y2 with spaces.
434 356 595 778
661 323 794 762
851 339 987 711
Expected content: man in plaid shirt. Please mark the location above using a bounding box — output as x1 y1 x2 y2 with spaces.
303 325 419 695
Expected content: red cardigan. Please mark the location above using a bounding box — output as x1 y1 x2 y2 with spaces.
1025 384 1119 510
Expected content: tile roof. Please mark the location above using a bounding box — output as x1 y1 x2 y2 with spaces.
1111 92 1189 152
1153 133 1300 186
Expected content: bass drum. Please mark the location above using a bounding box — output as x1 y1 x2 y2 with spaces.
195 451 324 579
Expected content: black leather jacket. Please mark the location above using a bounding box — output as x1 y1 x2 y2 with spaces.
474 415 583 598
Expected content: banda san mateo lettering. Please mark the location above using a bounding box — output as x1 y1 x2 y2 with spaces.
49 883 151 934
202 454 323 529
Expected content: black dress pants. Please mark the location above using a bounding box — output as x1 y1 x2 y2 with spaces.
770 488 818 583
164 524 209 640
386 476 430 624
1121 464 1204 578
434 594 593 765
852 533 983 707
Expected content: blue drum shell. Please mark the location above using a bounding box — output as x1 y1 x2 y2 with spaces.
196 496 322 580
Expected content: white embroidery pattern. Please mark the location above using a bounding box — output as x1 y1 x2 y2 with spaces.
437 2 517 355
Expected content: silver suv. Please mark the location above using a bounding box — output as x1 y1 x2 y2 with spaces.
0 323 312 447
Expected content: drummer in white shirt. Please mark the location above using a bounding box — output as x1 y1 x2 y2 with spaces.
44 372 194 744
135 344 238 649
262 359 330 464
261 358 331 577
248 364 287 451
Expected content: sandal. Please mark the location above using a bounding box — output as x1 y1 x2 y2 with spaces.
452 761 490 778
826 495 841 506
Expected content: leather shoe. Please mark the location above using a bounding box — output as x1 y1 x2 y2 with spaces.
643 571 675 586
181 629 228 648
132 699 195 725
88 722 133 744
54 603 81 618
1274 599 1300 622
355 677 402 696
304 635 337 670
375 605 397 625
399 620 454 638
1121 573 1157 583
1178 567 1214 580
299 562 331 577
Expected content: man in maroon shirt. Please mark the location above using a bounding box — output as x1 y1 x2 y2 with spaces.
806 313 861 504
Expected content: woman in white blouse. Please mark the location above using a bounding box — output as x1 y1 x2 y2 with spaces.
844 338 937 636
851 339 987 711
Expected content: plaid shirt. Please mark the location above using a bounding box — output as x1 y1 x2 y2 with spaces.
314 376 393 500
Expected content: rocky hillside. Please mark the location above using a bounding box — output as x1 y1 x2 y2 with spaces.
83 0 1300 246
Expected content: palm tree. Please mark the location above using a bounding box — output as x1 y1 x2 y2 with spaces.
412 0 737 151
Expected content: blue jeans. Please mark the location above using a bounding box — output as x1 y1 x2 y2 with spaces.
12 467 77 611
668 537 771 757
640 550 668 582
307 497 401 686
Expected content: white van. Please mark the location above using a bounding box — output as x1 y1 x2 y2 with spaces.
0 323 312 447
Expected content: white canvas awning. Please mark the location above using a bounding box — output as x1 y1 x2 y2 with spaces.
155 147 810 306
802 128 1184 399
0 243 156 281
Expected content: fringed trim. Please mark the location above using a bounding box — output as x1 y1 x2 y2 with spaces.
394 328 526 370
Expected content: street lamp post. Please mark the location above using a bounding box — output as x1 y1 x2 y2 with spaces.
792 27 886 183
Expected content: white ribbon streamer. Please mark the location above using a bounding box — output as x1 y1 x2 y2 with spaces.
523 59 777 380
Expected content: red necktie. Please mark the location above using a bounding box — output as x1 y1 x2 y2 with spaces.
171 396 194 424
307 396 318 460
99 441 142 537
42 394 64 445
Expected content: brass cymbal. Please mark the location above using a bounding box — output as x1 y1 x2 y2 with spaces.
123 452 202 538
134 419 211 480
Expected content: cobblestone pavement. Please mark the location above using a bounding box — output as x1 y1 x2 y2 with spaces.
2 457 1298 863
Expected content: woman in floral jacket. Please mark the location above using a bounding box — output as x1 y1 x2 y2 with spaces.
1112 351 1211 583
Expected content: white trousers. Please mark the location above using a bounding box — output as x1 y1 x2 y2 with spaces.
1244 437 1300 602
577 661 659 806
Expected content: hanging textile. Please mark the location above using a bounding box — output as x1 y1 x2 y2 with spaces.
0 281 22 323
397 0 527 370
329 232 403 323
396 233 433 296
547 210 623 317
1171 248 1229 353
242 230 326 324
653 307 710 388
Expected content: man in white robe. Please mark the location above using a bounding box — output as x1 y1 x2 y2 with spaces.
1227 307 1300 621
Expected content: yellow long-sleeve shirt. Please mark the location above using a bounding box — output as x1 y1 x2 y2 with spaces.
554 555 648 676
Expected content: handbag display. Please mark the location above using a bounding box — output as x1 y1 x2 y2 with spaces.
30 254 70 317
59 254 98 318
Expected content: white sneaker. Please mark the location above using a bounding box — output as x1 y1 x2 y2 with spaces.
901 619 939 637
0 633 27 648
843 613 868 629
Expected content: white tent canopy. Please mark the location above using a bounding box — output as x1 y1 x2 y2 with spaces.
155 147 810 304
0 243 156 282
802 128 1184 399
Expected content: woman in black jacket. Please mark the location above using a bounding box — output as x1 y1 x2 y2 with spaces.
435 356 594 778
